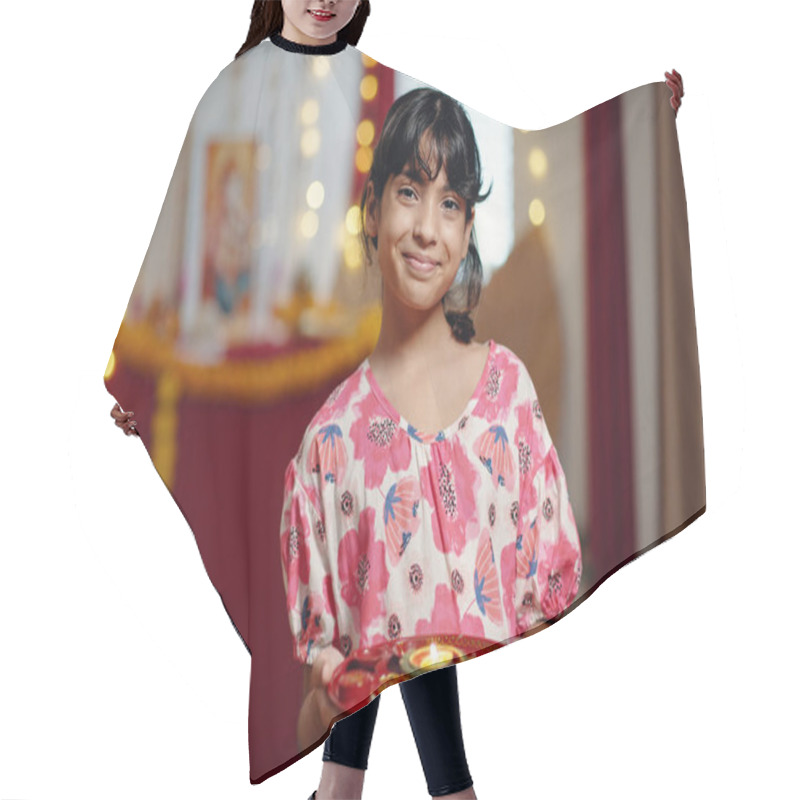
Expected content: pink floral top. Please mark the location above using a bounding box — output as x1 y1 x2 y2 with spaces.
279 339 582 665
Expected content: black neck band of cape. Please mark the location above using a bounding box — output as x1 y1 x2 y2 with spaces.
269 31 348 55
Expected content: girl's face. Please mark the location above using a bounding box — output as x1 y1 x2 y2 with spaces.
365 147 475 314
281 0 361 44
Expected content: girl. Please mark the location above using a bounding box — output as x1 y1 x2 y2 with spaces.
272 6 586 800
283 73 582 798
288 91 491 800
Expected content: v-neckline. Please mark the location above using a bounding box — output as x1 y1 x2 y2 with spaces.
363 340 495 446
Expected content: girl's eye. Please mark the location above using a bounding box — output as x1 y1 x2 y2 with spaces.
397 185 461 213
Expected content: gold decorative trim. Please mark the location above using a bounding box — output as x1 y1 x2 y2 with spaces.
107 305 381 406
152 370 180 489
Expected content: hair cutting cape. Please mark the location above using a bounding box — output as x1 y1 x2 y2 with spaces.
104 32 705 785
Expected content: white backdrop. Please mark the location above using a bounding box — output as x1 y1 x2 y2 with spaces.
1 1 796 798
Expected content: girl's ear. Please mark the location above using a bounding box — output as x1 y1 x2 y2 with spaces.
461 206 475 260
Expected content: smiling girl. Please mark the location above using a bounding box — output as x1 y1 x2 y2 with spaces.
279 34 583 800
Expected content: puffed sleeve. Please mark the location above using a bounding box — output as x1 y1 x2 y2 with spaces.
514 382 583 635
279 450 337 666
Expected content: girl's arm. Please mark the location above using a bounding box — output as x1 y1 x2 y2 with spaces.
280 439 344 746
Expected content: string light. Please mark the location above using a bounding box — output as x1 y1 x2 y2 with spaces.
299 210 319 239
300 98 320 126
528 198 546 226
312 57 331 78
528 146 548 179
345 205 362 236
306 180 325 209
360 74 378 101
356 119 375 147
355 146 373 173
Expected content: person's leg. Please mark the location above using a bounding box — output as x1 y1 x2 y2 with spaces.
316 694 382 800
400 664 476 798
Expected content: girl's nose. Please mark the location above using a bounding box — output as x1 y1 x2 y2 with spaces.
412 202 439 244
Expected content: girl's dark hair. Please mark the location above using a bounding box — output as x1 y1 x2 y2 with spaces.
236 1 371 59
360 89 492 344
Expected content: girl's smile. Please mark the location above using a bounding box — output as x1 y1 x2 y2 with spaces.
403 251 439 276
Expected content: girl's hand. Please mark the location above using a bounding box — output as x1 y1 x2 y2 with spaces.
111 402 139 436
309 645 345 721
665 68 684 115
297 645 345 750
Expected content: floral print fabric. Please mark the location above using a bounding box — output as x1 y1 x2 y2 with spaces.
279 339 582 665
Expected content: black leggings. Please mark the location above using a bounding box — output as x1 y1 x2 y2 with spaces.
323 663 473 797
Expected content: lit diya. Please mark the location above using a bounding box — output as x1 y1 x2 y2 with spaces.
327 635 500 711
404 640 460 669
398 634 499 674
